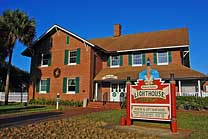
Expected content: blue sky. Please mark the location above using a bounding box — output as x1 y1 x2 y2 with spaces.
0 0 207 74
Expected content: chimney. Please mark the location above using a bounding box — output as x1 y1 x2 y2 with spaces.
114 24 121 37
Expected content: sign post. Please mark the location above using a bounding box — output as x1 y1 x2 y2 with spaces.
126 76 132 126
170 74 177 133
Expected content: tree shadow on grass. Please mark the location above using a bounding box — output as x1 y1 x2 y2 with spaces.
0 105 47 114
0 110 63 128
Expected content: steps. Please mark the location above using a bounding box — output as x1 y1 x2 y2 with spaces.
87 102 104 108
87 101 121 109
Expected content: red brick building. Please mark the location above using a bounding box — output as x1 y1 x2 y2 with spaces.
22 24 207 102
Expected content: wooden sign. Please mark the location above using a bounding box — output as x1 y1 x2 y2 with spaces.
130 79 171 121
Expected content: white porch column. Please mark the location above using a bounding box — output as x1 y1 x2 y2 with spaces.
178 80 182 96
95 82 98 101
198 80 201 97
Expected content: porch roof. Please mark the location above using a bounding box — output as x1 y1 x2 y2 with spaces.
94 64 207 81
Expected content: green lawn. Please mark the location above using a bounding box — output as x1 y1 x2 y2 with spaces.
85 109 208 139
0 103 56 116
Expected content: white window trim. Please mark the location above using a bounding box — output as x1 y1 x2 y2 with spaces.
40 53 49 67
68 63 77 66
68 50 77 66
110 56 120 68
41 65 48 68
39 79 47 94
132 53 142 67
66 78 76 94
132 63 143 67
157 51 168 65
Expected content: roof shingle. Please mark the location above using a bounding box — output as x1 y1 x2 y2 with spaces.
94 64 207 81
89 28 189 51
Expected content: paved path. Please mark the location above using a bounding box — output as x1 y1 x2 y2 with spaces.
0 107 107 129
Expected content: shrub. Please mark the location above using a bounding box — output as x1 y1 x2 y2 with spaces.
29 99 83 107
176 96 208 110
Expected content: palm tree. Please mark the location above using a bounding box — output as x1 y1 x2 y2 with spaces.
0 9 35 105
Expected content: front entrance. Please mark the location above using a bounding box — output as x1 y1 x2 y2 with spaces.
110 83 126 102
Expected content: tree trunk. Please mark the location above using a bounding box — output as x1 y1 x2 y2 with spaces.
4 48 13 105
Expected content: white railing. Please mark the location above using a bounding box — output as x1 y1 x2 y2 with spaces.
0 92 28 102
177 92 208 97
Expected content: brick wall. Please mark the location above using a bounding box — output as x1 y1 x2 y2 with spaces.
29 30 94 101
101 49 183 68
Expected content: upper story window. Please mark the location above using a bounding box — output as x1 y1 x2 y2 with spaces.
157 51 168 65
50 38 53 47
66 35 70 45
68 50 77 65
64 48 81 65
111 55 120 67
107 55 123 68
128 53 145 66
40 53 51 67
153 51 172 65
132 53 142 66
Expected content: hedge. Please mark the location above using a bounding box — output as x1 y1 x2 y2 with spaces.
176 96 208 110
29 96 208 110
29 99 83 107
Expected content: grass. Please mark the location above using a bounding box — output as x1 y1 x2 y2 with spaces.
85 109 126 124
0 103 56 116
85 109 208 139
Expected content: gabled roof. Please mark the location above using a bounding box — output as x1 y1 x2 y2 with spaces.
94 64 207 81
89 28 189 52
36 24 96 47
22 24 105 56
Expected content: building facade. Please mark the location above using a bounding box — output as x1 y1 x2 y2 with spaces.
22 24 207 102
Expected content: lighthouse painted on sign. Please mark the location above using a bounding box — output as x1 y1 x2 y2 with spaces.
130 58 171 121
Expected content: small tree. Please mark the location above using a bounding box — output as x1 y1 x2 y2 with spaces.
0 9 35 105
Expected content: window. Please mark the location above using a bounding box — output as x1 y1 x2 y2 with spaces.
68 50 77 65
50 38 53 47
41 54 51 67
40 79 47 93
157 51 168 65
111 55 120 67
67 78 76 93
132 53 142 66
64 49 80 65
63 77 79 94
66 35 70 45
36 78 50 93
